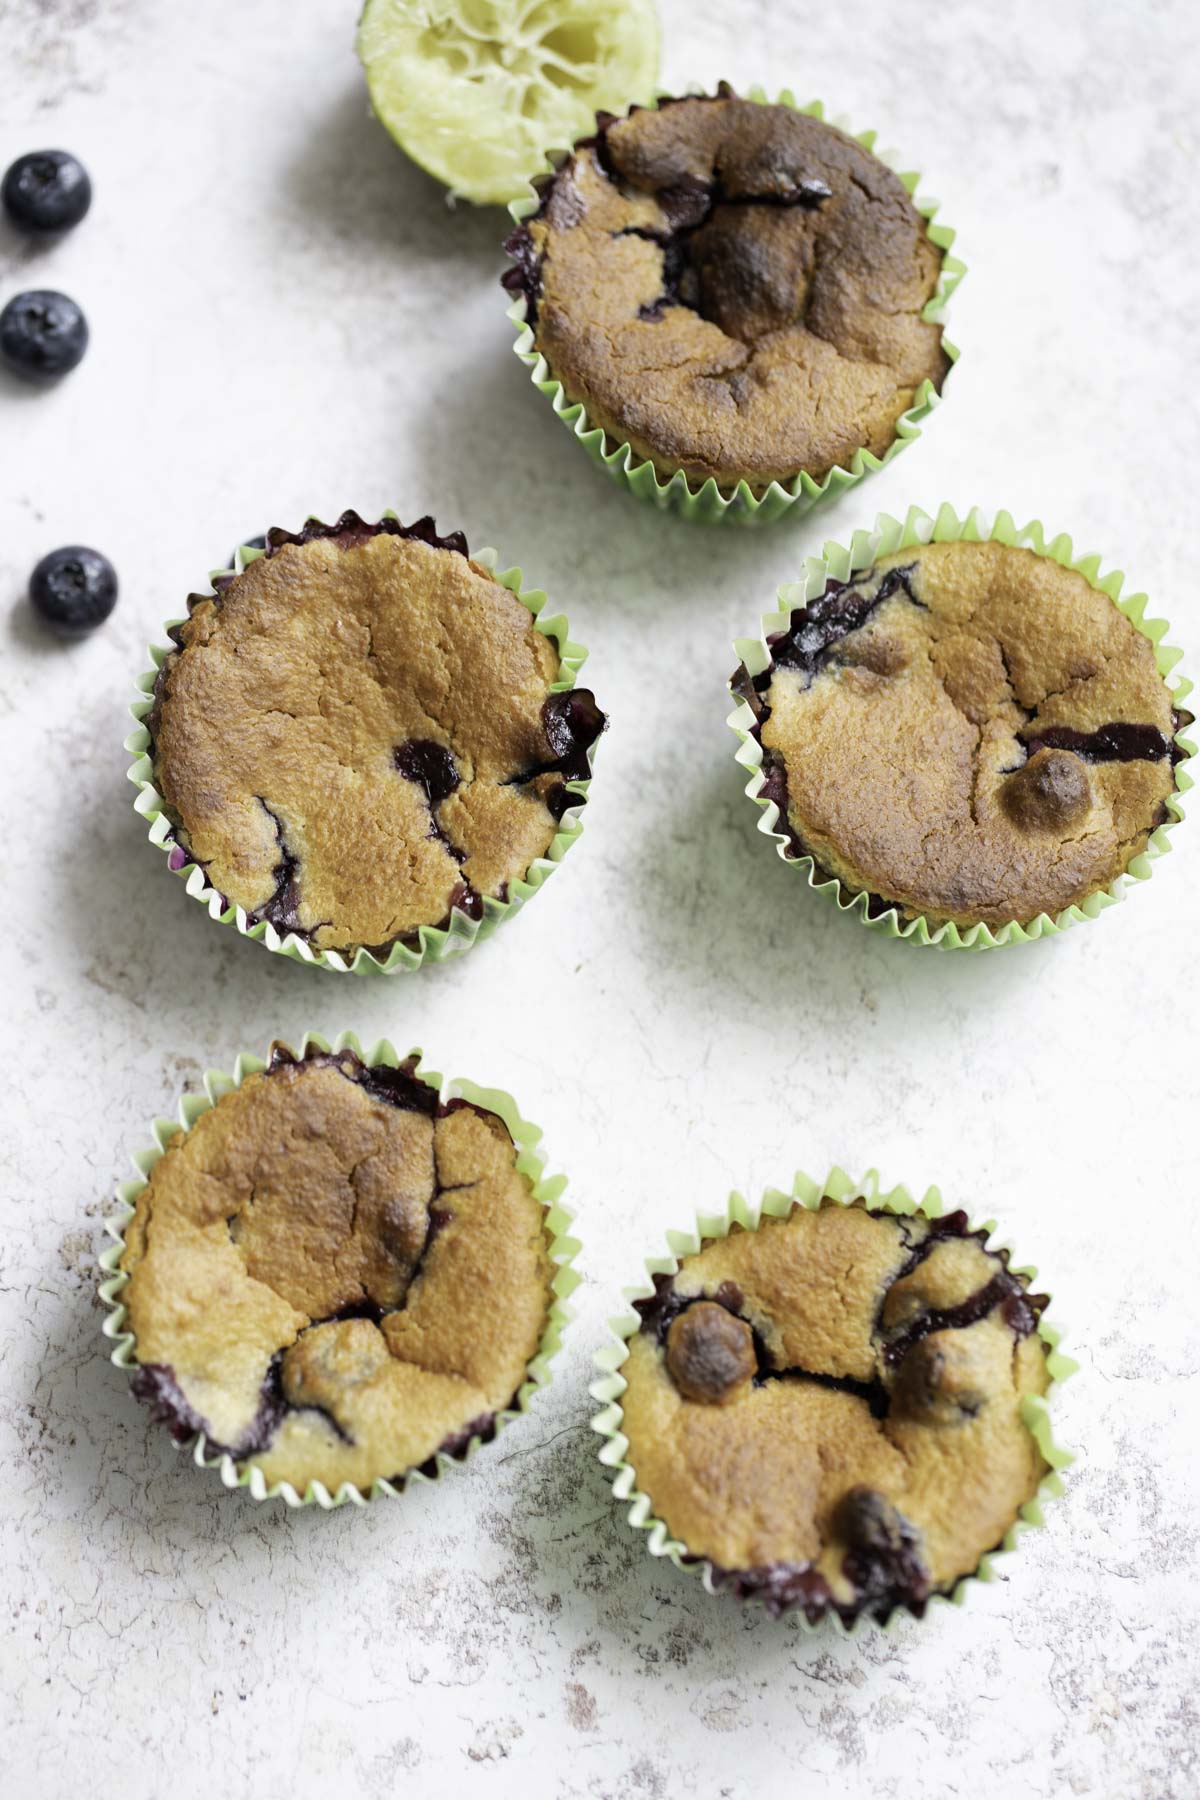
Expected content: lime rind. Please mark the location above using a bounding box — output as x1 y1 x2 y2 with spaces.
357 0 661 205
506 88 965 525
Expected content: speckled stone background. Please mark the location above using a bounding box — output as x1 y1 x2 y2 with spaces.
2 1 1198 1794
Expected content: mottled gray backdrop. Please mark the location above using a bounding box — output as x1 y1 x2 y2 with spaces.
1 1 1197 1795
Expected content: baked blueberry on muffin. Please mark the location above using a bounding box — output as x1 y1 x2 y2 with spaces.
503 87 950 495
732 539 1190 928
147 513 604 958
118 1044 557 1492
620 1200 1053 1622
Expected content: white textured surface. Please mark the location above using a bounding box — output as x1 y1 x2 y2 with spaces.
1 2 1198 1794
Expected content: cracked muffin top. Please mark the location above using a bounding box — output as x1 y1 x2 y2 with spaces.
732 539 1187 927
503 88 949 494
621 1200 1052 1623
149 513 605 955
118 1046 555 1493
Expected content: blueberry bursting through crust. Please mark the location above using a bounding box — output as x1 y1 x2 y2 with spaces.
146 512 605 958
119 1045 556 1493
503 86 949 495
621 1201 1054 1625
731 540 1191 930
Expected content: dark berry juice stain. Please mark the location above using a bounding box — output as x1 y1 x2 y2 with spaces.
444 877 483 922
635 1272 745 1341
729 564 920 745
707 1562 837 1624
873 1212 1048 1364
270 1041 440 1117
393 694 606 923
765 564 919 683
544 782 573 822
255 800 304 933
837 1487 932 1613
502 689 607 802
503 85 833 328
780 1365 892 1419
413 1413 497 1482
874 1209 970 1292
642 1204 1050 1623
752 746 803 858
881 1272 1047 1369
425 1203 455 1246
327 1298 388 1326
267 509 467 560
1020 720 1183 766
541 690 606 777
727 560 1194 918
392 737 486 919
130 1355 285 1461
709 1545 928 1626
128 1363 208 1446
501 219 545 312
394 739 461 804
393 740 461 835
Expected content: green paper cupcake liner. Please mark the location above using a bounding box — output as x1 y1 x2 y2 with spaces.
505 87 965 527
99 1030 581 1509
125 523 600 973
728 504 1195 949
590 1166 1075 1630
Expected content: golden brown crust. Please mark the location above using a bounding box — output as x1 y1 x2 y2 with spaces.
119 1054 555 1491
151 527 600 953
754 541 1180 926
621 1203 1051 1613
517 94 948 493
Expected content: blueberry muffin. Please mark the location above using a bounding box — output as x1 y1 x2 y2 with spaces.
503 86 949 495
118 1045 556 1492
621 1200 1053 1622
732 539 1190 928
148 512 605 957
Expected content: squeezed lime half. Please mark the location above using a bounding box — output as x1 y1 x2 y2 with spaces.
357 0 660 205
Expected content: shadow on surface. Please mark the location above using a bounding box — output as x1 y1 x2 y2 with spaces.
5 592 89 656
497 1369 926 1679
411 329 834 615
285 80 509 269
627 746 1064 1032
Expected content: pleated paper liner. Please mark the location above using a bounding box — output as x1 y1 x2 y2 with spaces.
504 87 965 526
99 1030 580 1508
590 1166 1075 1630
125 520 600 973
728 504 1194 948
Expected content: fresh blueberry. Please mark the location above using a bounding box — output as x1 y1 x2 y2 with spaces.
0 290 88 378
2 151 92 233
229 534 267 566
29 546 118 637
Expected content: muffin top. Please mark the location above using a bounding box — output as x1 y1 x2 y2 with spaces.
504 89 948 493
119 1046 555 1492
733 539 1187 927
620 1201 1052 1622
149 513 604 955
